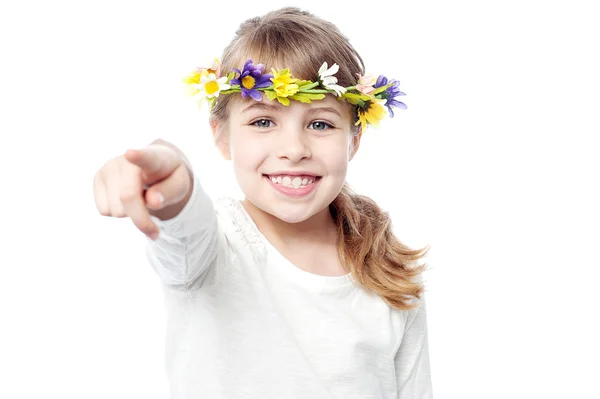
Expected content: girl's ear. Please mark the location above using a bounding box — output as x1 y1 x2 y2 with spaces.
210 119 231 160
349 128 363 160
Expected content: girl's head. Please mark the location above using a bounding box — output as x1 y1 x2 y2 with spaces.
211 7 365 128
209 7 366 224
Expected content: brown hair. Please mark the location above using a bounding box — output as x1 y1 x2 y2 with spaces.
211 7 429 310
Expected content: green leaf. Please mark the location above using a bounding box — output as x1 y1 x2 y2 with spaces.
207 97 216 111
220 86 240 94
297 80 318 90
302 89 330 94
372 84 390 95
289 92 325 103
265 90 277 101
227 71 236 81
341 92 369 105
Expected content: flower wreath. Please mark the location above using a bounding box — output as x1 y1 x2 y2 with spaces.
183 58 406 131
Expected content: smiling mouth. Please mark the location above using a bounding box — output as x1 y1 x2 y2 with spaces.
264 174 321 189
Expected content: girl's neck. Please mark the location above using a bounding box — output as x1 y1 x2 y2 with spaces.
241 199 338 247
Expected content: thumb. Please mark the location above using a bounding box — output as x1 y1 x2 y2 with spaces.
144 164 193 209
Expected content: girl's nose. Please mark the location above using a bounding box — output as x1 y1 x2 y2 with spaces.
275 131 311 163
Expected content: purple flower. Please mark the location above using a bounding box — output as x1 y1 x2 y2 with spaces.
374 75 407 117
230 59 274 101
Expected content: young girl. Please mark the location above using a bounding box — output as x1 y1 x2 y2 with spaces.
94 7 432 399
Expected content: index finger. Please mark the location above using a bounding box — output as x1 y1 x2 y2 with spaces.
124 148 163 173
119 161 159 238
125 146 179 184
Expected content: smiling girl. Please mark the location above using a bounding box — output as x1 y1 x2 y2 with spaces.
94 6 432 399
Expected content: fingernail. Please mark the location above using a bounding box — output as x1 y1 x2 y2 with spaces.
149 231 159 240
155 193 164 205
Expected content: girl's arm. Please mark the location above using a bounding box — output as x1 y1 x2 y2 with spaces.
144 140 225 292
146 139 195 221
395 297 434 398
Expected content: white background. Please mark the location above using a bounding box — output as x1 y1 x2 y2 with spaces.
1 1 599 398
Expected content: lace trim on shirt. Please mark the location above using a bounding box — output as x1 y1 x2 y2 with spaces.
215 196 267 265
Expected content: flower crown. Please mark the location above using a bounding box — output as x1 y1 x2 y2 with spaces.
183 58 406 131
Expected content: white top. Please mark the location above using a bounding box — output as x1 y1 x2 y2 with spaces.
145 174 433 399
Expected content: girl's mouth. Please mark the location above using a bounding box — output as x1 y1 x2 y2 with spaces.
263 174 322 197
265 174 320 189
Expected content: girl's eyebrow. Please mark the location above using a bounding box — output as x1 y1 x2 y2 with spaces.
241 103 281 113
307 107 342 118
241 103 342 118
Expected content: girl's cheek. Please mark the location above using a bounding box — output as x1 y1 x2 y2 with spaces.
232 138 269 168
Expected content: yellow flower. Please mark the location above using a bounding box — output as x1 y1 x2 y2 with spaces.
355 99 387 131
182 69 204 96
183 70 202 85
269 68 299 106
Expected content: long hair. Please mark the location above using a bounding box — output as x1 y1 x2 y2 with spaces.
210 7 428 310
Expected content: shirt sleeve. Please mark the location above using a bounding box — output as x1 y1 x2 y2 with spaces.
395 296 433 398
144 172 224 292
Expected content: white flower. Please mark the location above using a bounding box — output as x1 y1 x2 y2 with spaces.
318 62 347 96
194 73 230 100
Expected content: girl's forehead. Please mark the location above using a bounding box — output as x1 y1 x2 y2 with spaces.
231 94 350 115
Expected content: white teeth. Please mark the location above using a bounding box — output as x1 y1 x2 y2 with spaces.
269 175 316 188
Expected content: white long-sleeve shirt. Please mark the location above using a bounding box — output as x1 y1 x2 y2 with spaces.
145 174 433 399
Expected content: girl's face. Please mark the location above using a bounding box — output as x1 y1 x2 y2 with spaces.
218 95 360 224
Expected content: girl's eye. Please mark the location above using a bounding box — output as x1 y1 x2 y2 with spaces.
309 121 333 131
252 119 274 128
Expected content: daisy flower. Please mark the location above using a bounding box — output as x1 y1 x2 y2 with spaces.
195 73 231 100
317 62 346 96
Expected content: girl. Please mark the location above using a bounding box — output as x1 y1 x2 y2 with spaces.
93 6 432 399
